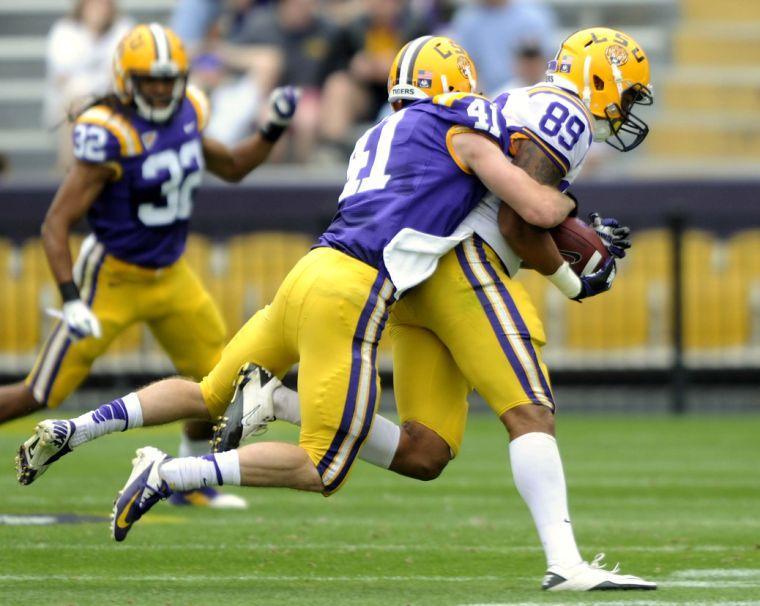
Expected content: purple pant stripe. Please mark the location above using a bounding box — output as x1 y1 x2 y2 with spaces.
473 237 554 405
28 321 63 393
454 243 542 406
322 296 390 493
317 272 390 480
41 245 105 405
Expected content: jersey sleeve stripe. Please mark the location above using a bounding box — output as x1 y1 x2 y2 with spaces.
186 85 210 131
445 125 478 174
519 127 571 175
433 91 488 108
77 106 143 156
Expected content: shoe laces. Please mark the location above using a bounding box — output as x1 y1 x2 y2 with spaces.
589 553 621 574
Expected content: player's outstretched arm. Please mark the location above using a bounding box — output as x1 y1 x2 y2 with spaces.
42 160 114 285
203 86 299 182
42 160 115 339
451 132 573 229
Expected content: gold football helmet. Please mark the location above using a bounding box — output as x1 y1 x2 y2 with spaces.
388 36 477 106
545 27 653 151
112 23 189 123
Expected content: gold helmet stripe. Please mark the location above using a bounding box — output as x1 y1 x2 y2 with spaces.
148 22 171 63
399 35 433 85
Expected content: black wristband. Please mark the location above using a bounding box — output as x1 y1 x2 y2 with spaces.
259 122 286 142
58 281 80 303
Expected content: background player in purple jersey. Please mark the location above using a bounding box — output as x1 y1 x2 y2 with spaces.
15 37 575 543
2 23 299 508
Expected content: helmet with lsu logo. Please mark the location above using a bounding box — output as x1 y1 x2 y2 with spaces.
388 36 478 107
113 23 189 123
545 27 653 151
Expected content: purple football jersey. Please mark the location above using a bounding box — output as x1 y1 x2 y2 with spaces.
73 94 205 268
318 94 510 277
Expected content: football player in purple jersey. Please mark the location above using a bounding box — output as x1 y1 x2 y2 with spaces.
2 23 299 508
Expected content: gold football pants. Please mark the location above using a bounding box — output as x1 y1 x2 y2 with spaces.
389 235 553 456
26 236 226 407
200 247 395 495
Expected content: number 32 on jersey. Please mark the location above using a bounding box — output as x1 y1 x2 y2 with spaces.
73 123 204 227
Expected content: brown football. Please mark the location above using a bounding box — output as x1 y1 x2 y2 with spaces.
549 217 610 277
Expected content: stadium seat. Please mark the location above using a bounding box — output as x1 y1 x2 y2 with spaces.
0 238 16 352
682 0 760 21
563 266 650 350
226 232 315 327
727 229 760 276
684 267 748 348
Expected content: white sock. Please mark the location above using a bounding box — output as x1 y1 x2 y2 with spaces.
159 451 241 492
70 392 143 448
509 432 583 568
360 414 401 469
178 434 210 457
273 386 400 468
273 385 300 424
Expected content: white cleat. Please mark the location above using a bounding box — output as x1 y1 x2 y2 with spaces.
542 553 657 591
212 362 280 452
16 419 76 485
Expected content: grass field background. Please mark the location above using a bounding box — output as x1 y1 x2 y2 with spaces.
0 413 758 605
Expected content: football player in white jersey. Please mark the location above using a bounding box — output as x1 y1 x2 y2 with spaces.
234 28 655 591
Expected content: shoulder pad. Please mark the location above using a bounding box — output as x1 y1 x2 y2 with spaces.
74 105 143 160
432 91 489 108
185 85 210 132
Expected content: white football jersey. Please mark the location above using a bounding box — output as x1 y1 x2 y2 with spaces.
460 83 595 277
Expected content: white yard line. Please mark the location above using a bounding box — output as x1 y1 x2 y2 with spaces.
672 569 760 579
662 581 760 589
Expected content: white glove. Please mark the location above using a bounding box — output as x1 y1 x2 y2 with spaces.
51 300 102 340
266 86 301 127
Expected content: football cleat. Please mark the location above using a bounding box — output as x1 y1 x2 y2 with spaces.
15 420 76 485
212 362 280 453
168 486 247 509
111 446 172 542
542 553 657 591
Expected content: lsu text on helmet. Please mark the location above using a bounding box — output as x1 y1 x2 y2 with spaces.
112 23 189 123
388 36 478 107
545 27 653 151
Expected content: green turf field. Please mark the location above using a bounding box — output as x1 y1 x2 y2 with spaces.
0 413 758 605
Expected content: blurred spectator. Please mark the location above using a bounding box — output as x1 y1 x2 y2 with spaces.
205 0 340 159
493 42 549 96
317 0 427 160
170 0 223 53
449 0 557 96
43 0 132 170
